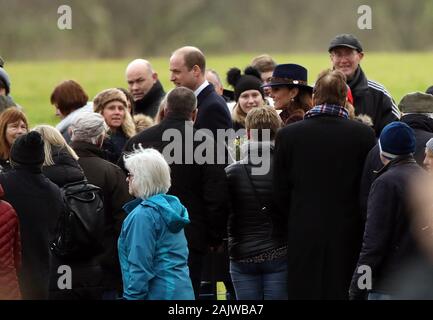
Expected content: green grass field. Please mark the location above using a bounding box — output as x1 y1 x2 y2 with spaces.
6 52 433 127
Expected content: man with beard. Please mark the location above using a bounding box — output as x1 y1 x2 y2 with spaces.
125 59 165 118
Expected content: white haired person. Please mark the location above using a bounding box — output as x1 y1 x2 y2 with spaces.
119 147 194 300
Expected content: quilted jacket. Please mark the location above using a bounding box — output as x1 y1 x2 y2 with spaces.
0 184 21 300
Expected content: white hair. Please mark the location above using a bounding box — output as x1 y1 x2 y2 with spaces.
70 112 108 144
124 146 171 199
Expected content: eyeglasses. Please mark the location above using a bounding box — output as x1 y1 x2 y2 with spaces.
330 51 358 60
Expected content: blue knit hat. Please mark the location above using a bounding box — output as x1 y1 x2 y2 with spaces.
379 122 415 159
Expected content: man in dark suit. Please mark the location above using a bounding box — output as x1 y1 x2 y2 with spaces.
169 46 232 137
120 87 229 299
273 69 376 299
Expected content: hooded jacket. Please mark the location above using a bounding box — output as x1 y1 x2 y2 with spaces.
118 194 194 300
348 67 399 136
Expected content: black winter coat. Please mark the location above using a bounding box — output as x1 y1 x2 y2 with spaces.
359 114 433 219
350 157 422 299
133 80 165 118
225 142 287 260
70 141 131 291
42 146 84 187
274 114 376 299
120 115 230 253
195 84 233 136
102 130 129 164
348 67 399 136
0 166 64 299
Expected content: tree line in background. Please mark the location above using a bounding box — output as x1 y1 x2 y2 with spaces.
1 0 433 60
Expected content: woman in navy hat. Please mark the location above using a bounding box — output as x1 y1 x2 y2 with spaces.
262 64 313 125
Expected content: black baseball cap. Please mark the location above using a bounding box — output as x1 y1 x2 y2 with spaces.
328 34 363 53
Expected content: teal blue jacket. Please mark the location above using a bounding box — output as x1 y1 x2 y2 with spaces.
118 194 194 300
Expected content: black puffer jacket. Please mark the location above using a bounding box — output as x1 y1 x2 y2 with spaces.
42 146 85 187
225 142 287 260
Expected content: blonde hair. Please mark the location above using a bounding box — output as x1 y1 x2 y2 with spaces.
245 107 282 141
32 125 78 166
232 99 267 128
133 114 154 133
93 88 136 138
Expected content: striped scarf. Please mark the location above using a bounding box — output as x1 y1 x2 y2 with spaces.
304 104 349 119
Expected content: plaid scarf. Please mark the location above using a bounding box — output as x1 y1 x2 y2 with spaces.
304 104 349 119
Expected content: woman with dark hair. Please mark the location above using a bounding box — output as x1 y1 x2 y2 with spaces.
263 64 313 125
51 80 92 142
0 107 28 172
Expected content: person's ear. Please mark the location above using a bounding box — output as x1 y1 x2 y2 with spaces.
192 65 201 77
152 72 158 83
290 87 299 99
191 109 198 122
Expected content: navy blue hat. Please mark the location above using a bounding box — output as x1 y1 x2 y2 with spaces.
262 63 312 91
379 122 415 159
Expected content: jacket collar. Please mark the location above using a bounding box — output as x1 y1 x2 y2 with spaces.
70 141 105 158
374 155 417 176
196 83 214 106
401 114 433 133
133 80 165 112
347 66 368 93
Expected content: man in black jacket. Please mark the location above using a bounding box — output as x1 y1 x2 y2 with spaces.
121 86 229 299
169 46 232 137
328 34 400 136
360 92 433 220
125 59 165 118
350 122 422 300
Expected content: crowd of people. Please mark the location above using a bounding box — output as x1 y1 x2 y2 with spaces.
1 33 433 300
